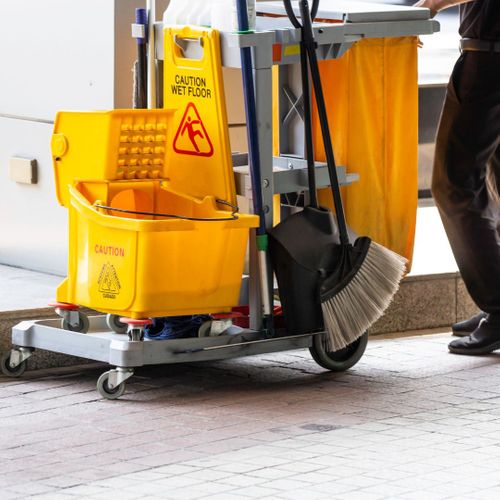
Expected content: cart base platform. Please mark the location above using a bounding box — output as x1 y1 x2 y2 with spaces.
3 315 368 399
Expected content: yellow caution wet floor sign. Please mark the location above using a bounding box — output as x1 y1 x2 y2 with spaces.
163 26 237 205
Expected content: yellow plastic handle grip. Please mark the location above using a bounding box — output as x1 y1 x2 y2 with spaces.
165 26 214 70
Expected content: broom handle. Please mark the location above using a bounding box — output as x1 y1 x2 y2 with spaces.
299 0 350 246
283 0 320 207
300 33 318 208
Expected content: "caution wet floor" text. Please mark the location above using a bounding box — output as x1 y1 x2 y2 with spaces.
171 75 212 99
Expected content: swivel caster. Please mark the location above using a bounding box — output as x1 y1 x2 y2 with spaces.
119 318 152 341
50 302 89 333
1 348 33 377
106 314 128 334
97 368 133 400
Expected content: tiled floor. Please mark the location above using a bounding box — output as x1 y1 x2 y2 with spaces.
1 332 500 499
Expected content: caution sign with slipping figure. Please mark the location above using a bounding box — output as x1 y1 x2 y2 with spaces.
173 102 214 157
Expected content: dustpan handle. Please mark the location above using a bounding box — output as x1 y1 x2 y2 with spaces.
283 0 319 28
299 0 350 246
300 34 318 208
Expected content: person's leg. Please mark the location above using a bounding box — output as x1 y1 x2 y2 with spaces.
487 146 500 210
451 145 500 337
432 52 500 353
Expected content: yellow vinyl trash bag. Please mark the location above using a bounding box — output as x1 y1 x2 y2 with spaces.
312 37 419 269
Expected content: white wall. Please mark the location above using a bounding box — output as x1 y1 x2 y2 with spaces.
0 0 138 275
0 118 68 275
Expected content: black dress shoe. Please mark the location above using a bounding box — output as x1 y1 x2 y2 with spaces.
449 316 500 355
452 312 487 337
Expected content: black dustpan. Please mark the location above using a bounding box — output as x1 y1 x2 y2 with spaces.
269 0 334 336
269 207 340 334
269 205 358 335
268 1 326 334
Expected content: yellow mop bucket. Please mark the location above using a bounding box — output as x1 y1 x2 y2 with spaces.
52 27 259 319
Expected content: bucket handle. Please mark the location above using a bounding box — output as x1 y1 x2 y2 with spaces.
92 199 239 222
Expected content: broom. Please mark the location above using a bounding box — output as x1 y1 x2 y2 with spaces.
288 0 407 351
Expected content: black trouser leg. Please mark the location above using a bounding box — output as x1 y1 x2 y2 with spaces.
487 146 500 210
432 52 500 315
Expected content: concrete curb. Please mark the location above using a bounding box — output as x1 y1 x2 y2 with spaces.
0 307 93 371
0 274 478 372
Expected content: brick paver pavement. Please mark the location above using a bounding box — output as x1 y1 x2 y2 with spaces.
1 331 500 500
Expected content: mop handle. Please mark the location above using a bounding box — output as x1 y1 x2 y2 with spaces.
135 8 148 109
236 0 266 235
236 0 274 328
299 0 351 246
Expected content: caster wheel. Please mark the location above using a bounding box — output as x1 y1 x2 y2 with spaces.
120 318 151 342
62 312 89 333
1 351 27 377
97 371 126 400
106 314 128 334
310 332 368 372
198 321 212 337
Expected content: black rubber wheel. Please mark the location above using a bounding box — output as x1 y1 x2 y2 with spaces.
97 371 126 400
106 314 128 334
309 332 368 372
1 351 27 377
62 312 89 333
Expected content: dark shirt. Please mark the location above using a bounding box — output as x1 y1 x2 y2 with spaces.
460 0 500 40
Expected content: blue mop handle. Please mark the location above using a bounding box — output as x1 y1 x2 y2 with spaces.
134 8 148 109
236 0 266 236
135 8 148 44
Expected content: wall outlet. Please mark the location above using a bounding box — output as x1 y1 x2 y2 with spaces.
8 157 38 184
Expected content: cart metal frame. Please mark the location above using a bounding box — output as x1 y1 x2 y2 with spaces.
2 6 439 398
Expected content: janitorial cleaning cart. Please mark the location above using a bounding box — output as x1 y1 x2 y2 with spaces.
1 1 438 399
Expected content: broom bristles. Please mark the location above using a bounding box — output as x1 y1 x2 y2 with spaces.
321 241 407 352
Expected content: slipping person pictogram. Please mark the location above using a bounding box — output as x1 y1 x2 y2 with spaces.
182 116 204 153
173 102 214 157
